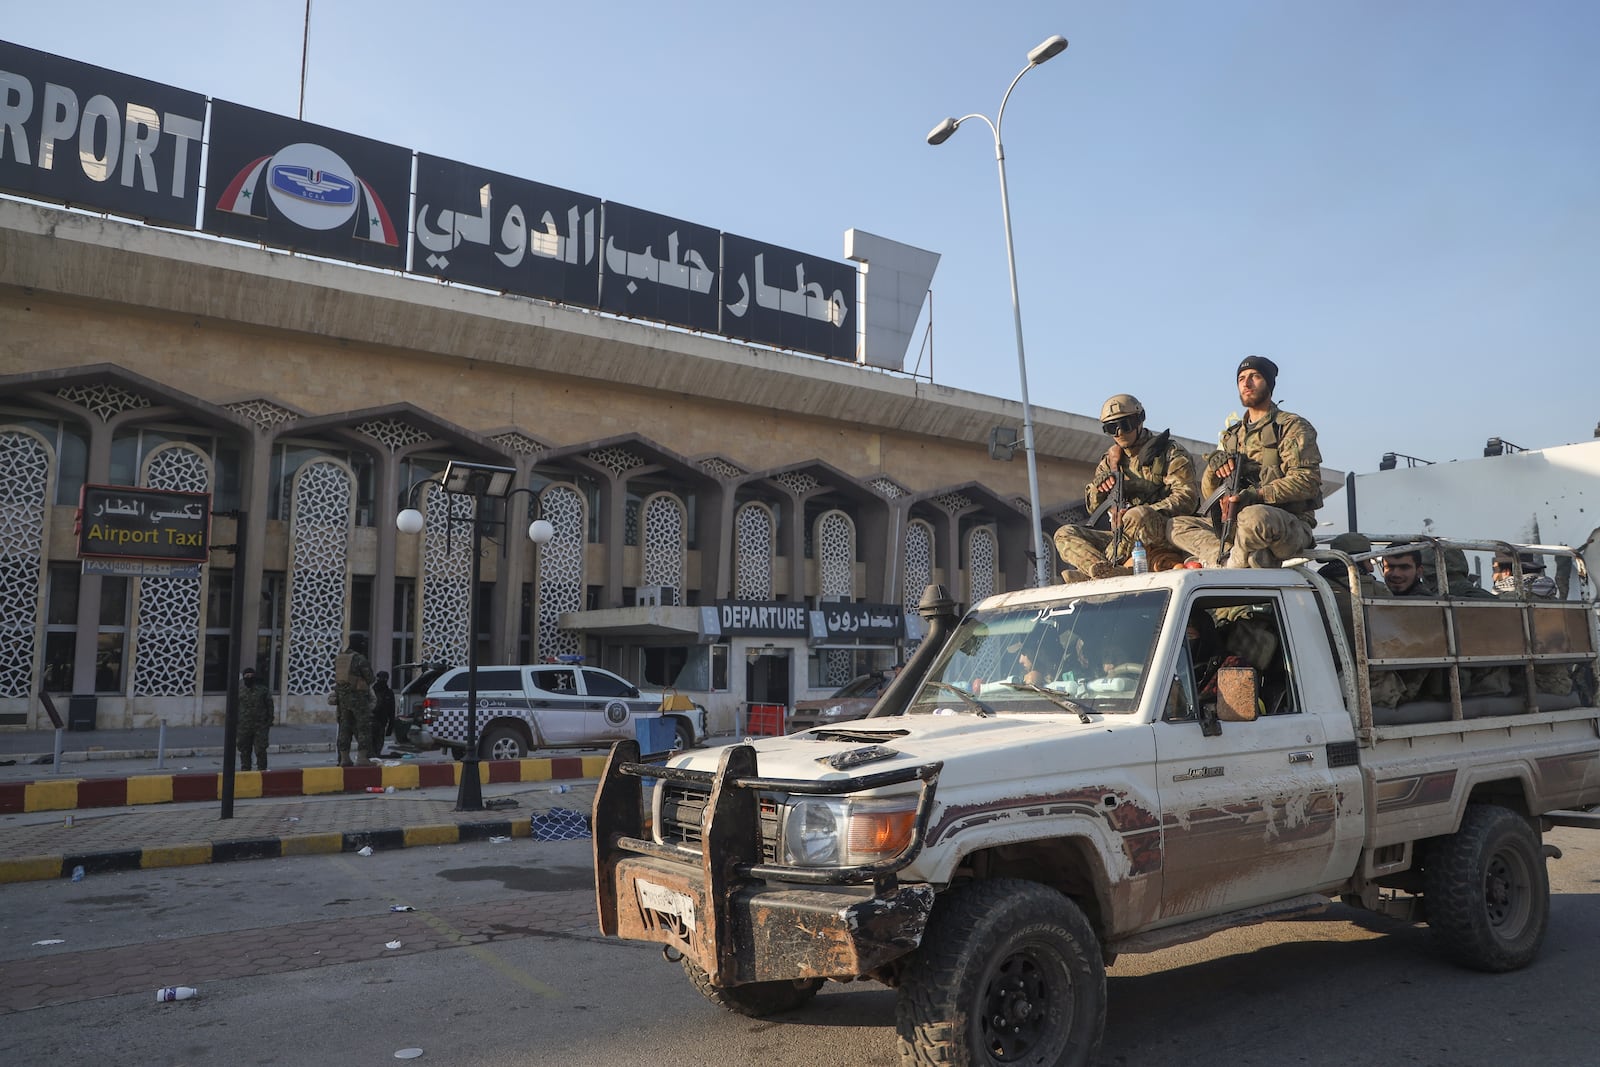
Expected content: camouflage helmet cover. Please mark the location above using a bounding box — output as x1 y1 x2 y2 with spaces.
1100 394 1145 424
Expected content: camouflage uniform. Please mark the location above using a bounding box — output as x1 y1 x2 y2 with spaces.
1494 560 1574 697
236 672 274 771
1171 403 1324 568
334 644 375 766
1054 428 1197 574
1442 548 1512 698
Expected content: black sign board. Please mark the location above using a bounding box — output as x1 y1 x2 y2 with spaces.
413 153 601 306
713 600 812 638
599 202 721 334
78 485 210 563
819 602 904 641
0 39 205 228
721 233 857 362
204 99 409 269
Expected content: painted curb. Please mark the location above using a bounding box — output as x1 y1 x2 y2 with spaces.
0 816 567 884
0 754 610 814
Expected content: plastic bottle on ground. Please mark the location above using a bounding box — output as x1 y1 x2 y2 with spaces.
549 783 570 794
70 865 84 883
156 986 198 1002
1131 540 1149 574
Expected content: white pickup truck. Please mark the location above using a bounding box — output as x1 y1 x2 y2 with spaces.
593 539 1600 1066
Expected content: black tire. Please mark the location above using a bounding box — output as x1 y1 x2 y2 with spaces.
478 725 527 761
1423 803 1549 972
671 718 694 751
680 958 822 1017
895 879 1104 1067
391 720 411 745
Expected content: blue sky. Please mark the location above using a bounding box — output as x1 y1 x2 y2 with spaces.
7 1 1598 474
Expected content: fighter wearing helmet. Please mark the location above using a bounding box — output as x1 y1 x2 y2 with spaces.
1054 393 1198 579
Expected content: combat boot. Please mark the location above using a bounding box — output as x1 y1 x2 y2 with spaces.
1089 561 1132 579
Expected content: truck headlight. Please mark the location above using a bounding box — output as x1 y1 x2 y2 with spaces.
780 795 918 867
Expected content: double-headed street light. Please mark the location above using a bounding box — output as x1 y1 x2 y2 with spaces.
928 33 1068 588
397 461 554 811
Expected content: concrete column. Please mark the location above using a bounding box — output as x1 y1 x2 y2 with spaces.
370 450 398 673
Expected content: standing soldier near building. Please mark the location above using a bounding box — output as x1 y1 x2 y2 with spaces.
1172 356 1324 568
333 635 375 767
1054 394 1197 579
236 667 274 771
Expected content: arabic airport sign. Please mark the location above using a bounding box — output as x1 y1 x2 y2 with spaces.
0 40 205 228
722 233 857 363
3 39 861 362
78 485 211 563
204 99 408 269
413 153 601 306
819 603 904 641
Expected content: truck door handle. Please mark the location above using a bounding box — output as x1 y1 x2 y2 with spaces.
1289 751 1315 764
531 699 550 707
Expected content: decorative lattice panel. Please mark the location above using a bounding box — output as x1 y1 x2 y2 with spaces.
536 485 585 662
587 446 644 476
641 493 686 604
699 457 744 480
357 417 430 452
904 520 934 614
817 510 856 688
284 460 354 695
870 477 907 500
773 470 818 496
131 445 210 697
56 384 150 421
734 502 774 600
227 399 298 433
419 483 474 668
935 491 973 514
968 526 997 606
491 431 542 456
624 499 640 547
1014 496 1033 514
0 430 50 698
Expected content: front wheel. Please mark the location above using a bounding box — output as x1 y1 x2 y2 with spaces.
1424 803 1549 972
478 725 528 761
895 879 1105 1067
681 959 822 1017
671 718 694 751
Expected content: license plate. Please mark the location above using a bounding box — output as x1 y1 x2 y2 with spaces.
636 878 697 932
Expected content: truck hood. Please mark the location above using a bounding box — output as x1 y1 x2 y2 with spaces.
669 712 1124 782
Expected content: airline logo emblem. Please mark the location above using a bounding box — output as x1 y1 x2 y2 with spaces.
216 141 397 245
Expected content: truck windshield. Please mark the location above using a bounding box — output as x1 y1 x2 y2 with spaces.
909 589 1169 717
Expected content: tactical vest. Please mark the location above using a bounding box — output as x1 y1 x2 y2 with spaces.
335 651 369 690
1226 412 1324 510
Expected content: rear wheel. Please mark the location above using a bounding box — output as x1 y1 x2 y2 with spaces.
478 725 528 761
1424 803 1549 972
681 959 822 1017
895 879 1104 1067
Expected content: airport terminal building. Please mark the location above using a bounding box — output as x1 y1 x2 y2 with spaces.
0 40 1193 733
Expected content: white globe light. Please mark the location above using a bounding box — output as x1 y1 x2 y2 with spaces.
528 518 555 545
396 508 424 534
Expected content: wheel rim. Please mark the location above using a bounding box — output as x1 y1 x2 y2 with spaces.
488 736 522 760
1484 845 1533 935
977 943 1073 1062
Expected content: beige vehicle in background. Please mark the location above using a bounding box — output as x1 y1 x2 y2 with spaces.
786 671 894 732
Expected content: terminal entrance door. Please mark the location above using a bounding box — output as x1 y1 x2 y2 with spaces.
744 647 791 734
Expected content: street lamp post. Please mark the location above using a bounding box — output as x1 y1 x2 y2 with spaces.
928 33 1068 588
396 461 554 811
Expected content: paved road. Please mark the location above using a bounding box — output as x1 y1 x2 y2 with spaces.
3 826 1597 1065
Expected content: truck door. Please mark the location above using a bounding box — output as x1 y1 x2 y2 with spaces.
580 668 640 740
1154 592 1348 920
527 666 584 744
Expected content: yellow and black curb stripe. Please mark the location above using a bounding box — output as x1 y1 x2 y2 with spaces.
0 817 543 884
0 754 608 814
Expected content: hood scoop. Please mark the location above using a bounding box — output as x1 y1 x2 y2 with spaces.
816 743 903 771
807 727 910 744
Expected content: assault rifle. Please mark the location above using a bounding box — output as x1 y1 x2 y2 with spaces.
1086 430 1171 562
1197 451 1246 565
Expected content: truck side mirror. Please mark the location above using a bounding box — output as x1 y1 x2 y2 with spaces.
1215 666 1260 723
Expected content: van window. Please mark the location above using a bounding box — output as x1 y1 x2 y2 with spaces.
583 669 636 698
441 668 522 692
532 668 578 694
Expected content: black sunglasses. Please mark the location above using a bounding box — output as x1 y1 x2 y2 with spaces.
1102 417 1138 436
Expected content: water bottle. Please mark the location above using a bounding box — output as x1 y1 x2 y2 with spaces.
549 783 571 794
1131 540 1149 574
156 986 198 1002
70 865 85 883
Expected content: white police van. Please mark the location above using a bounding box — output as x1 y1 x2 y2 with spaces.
416 662 706 759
